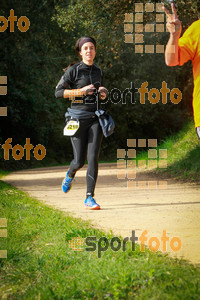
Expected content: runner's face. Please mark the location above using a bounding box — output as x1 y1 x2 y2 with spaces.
80 42 96 65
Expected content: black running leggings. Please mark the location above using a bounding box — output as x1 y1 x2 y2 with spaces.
68 117 103 197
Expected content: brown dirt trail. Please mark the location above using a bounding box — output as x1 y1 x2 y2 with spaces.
3 163 200 266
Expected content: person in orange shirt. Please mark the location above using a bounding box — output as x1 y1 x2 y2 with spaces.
163 3 200 139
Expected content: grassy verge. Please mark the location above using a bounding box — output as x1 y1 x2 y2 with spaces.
137 120 200 182
0 179 200 299
0 170 10 179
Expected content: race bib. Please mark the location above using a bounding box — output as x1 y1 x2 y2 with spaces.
63 120 80 136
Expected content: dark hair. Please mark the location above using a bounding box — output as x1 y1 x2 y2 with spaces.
75 36 96 53
63 36 96 72
63 62 76 72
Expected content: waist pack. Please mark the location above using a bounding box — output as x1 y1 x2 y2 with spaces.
95 109 115 137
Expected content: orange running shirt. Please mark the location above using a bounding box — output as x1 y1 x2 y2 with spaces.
178 20 200 127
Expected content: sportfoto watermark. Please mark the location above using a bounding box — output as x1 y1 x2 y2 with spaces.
68 230 181 258
124 2 173 54
2 138 46 160
0 9 30 32
117 138 168 190
69 81 182 105
0 218 7 259
0 76 7 116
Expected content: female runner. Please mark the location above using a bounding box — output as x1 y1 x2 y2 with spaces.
55 36 106 210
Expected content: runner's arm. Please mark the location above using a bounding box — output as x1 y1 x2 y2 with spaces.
55 70 94 98
55 71 72 98
63 85 95 98
162 3 182 66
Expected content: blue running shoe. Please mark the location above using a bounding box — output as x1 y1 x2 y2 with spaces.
62 171 73 193
84 196 100 210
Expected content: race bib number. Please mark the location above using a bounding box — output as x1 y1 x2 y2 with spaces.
63 120 79 136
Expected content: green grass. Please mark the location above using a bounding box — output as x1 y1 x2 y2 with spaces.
137 120 200 182
0 170 10 179
0 180 200 299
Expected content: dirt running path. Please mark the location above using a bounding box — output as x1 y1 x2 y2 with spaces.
3 164 200 266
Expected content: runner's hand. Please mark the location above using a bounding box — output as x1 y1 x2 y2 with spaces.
162 3 182 37
80 84 95 95
98 86 108 100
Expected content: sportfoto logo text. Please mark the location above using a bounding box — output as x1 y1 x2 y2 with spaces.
68 230 181 258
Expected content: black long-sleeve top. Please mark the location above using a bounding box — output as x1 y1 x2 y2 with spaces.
55 61 103 112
